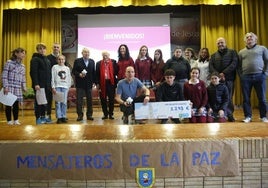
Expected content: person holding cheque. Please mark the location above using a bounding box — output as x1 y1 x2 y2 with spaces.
156 69 184 124
115 66 150 124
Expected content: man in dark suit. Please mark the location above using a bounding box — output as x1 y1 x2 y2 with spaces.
72 48 95 121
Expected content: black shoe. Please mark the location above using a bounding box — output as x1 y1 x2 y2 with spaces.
57 118 62 124
87 116 94 121
77 115 83 121
228 115 235 122
102 116 108 120
172 119 181 124
109 115 114 120
161 119 168 124
61 118 67 123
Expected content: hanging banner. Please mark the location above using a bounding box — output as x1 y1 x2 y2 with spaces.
0 140 239 180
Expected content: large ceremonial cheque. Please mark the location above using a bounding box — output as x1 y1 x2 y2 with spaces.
0 140 239 180
135 101 191 120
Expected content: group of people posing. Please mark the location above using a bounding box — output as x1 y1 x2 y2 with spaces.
1 32 268 125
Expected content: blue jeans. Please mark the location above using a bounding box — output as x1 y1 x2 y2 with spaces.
240 73 267 118
55 87 68 118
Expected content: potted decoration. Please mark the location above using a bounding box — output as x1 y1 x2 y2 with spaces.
22 88 35 109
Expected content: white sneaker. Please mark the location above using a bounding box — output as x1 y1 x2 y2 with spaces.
7 120 14 125
14 120 21 125
261 117 268 123
243 117 251 123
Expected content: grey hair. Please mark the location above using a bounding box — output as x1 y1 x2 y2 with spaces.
244 32 258 42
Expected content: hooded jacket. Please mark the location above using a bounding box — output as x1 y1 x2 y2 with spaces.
30 53 51 89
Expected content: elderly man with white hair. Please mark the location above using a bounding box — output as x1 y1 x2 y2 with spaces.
238 32 268 123
72 48 96 121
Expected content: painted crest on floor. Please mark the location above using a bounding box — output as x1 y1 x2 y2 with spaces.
136 167 155 188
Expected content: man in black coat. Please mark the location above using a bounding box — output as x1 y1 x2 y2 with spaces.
72 48 96 121
209 37 238 122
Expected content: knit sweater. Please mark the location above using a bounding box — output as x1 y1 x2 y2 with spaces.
238 45 268 75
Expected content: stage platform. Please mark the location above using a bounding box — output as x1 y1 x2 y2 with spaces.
0 107 267 188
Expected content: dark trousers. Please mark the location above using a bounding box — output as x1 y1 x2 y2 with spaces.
34 87 50 119
76 87 93 118
34 100 46 119
100 80 115 116
46 88 52 116
5 101 19 121
120 95 145 117
225 80 235 117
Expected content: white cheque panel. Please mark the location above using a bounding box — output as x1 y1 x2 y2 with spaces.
134 101 191 119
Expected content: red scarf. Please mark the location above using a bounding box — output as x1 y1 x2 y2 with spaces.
100 59 115 98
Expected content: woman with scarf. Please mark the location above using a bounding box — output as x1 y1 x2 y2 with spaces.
96 51 118 120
